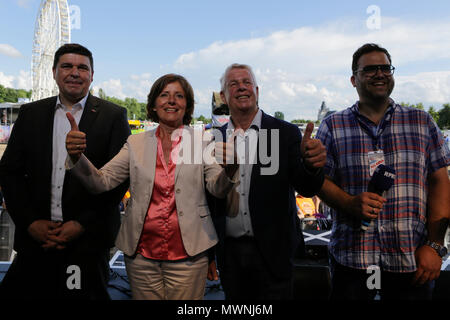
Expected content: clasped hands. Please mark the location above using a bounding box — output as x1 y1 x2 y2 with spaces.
27 219 85 250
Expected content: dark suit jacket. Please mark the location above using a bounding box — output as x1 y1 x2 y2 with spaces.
210 111 324 279
0 94 131 254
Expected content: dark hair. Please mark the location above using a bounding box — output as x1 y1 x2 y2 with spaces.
53 43 94 71
352 43 392 74
146 74 194 125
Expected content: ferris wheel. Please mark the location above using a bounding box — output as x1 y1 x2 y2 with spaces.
31 0 71 101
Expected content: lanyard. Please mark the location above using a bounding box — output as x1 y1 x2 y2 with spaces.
352 104 395 150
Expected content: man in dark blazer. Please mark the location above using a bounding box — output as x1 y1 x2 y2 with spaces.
0 44 130 299
208 63 327 300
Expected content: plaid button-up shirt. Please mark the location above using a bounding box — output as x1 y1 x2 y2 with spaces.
316 100 450 272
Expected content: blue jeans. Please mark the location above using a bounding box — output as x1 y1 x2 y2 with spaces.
329 255 434 300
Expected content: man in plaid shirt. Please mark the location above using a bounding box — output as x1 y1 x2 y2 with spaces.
316 43 450 300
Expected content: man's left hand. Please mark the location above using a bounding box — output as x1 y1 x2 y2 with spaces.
44 220 85 250
413 244 442 285
301 122 327 170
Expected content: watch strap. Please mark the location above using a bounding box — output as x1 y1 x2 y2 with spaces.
425 240 447 257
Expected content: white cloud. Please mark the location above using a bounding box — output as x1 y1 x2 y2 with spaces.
15 0 35 8
0 44 23 58
93 74 155 103
93 79 126 100
169 18 450 120
395 71 450 106
9 17 450 121
0 70 31 90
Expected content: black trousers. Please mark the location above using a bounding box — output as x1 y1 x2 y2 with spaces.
0 247 111 300
329 255 434 300
219 236 293 300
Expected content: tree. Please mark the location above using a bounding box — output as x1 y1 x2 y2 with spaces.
291 119 309 124
196 115 211 123
98 88 106 100
427 106 439 124
0 85 32 103
412 103 424 110
437 104 450 129
105 95 147 120
274 111 284 120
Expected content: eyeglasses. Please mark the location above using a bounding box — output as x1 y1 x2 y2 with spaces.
355 65 395 77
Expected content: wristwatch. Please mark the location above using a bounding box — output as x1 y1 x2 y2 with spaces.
425 240 448 258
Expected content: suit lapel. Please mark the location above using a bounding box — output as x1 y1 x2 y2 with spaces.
144 128 158 188
250 111 275 199
41 97 57 164
41 97 57 210
78 94 100 134
174 126 193 184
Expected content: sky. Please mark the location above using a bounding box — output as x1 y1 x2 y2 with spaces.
1 0 450 120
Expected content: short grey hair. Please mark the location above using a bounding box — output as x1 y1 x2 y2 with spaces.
220 63 258 92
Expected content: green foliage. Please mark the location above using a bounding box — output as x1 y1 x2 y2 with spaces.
400 102 450 128
98 88 106 100
400 102 424 110
437 104 450 129
274 111 284 120
291 119 309 124
101 90 147 120
427 106 439 124
194 115 211 124
0 85 32 103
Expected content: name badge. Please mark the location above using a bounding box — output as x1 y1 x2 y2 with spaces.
368 150 385 176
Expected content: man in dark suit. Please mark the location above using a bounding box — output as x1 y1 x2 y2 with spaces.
209 63 326 299
0 43 130 299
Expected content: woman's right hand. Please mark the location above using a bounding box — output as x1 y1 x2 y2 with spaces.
65 112 86 163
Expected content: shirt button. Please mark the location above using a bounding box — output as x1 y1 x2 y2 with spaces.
176 189 181 194
179 211 183 216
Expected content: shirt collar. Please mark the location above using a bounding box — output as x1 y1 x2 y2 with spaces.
228 108 262 132
351 98 397 118
56 94 89 111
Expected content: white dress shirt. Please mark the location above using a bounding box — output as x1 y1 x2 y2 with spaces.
225 108 262 238
50 95 87 221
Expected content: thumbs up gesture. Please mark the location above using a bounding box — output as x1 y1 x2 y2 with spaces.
300 122 326 170
214 130 239 178
65 112 86 162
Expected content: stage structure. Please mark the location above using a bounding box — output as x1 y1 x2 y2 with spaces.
31 0 71 101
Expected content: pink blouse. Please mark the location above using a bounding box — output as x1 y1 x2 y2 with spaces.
136 126 188 261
